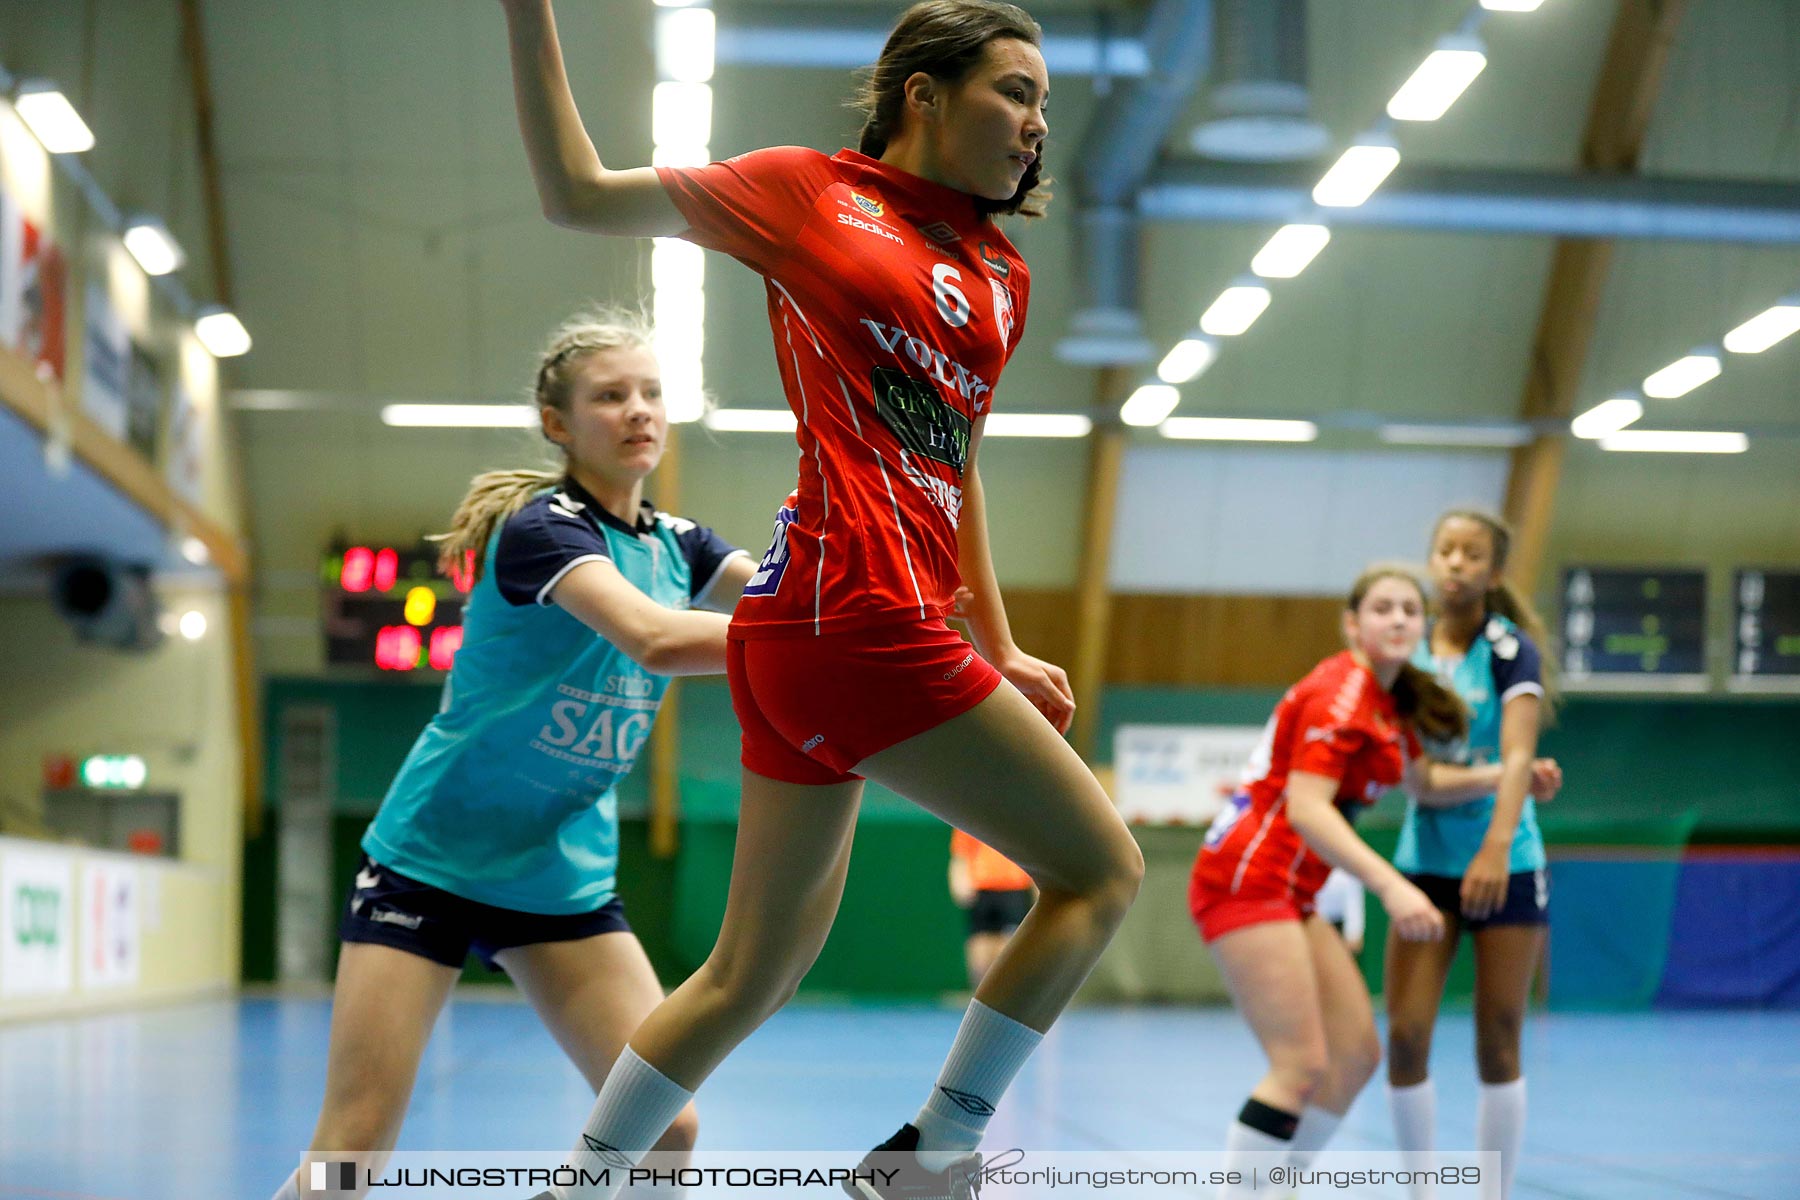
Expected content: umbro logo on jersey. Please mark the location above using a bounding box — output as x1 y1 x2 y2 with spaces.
801 734 825 753
851 192 884 217
977 240 1010 278
355 868 381 891
550 492 587 521
918 220 961 244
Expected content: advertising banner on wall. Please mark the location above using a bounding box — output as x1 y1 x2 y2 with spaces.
0 184 68 381
0 847 76 997
166 380 205 503
124 338 164 461
82 280 130 440
1113 724 1266 825
81 860 140 989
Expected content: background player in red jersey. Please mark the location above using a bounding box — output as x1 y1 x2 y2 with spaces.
1190 565 1552 1195
499 3 1143 1197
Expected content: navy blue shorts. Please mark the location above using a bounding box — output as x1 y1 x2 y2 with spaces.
968 888 1032 936
1408 868 1550 930
338 854 632 972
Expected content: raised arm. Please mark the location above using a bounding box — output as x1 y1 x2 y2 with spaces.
1285 771 1444 942
954 419 1075 733
499 0 685 236
550 560 731 676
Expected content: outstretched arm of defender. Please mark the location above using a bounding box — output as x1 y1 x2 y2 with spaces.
551 559 730 676
499 0 684 236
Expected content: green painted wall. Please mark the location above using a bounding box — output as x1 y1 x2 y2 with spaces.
248 677 1799 994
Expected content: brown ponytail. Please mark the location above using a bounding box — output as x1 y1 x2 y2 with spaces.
429 307 655 581
1347 563 1469 745
1431 508 1560 715
849 1 1051 219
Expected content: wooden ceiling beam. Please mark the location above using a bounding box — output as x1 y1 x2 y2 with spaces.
1503 0 1689 596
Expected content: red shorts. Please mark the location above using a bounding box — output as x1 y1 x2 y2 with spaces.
727 618 1004 786
1189 867 1316 943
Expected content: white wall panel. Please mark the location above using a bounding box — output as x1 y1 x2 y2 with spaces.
1110 444 1507 594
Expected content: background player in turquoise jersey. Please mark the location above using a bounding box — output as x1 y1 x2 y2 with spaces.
270 310 755 1200
1386 509 1565 1200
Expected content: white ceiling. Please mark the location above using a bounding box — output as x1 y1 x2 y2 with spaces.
3 0 1798 589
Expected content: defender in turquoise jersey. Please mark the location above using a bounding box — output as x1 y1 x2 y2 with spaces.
361 483 741 916
1385 511 1566 1200
270 312 754 1200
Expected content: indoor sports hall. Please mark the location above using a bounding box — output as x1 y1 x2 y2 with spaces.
1 2 1794 1199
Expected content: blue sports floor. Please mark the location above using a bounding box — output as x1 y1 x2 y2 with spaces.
0 996 1793 1199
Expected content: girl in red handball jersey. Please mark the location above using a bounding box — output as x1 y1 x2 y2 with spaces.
498 3 1143 1198
1192 565 1514 1194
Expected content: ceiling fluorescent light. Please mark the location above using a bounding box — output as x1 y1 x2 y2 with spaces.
983 413 1093 438
1251 223 1331 279
123 216 184 276
652 82 712 148
1312 134 1400 208
1199 279 1272 336
194 307 252 357
1157 337 1217 384
1598 430 1748 454
13 81 94 153
705 408 797 433
382 404 535 428
651 143 710 168
1480 0 1545 11
651 238 705 291
1642 349 1721 399
1120 383 1181 427
656 8 716 83
1379 422 1531 447
1161 417 1318 442
1570 395 1643 439
1387 36 1487 122
1723 299 1800 354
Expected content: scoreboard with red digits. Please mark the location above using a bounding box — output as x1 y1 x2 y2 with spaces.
322 541 473 671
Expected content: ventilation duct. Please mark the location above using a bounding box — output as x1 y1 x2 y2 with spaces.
1190 0 1327 162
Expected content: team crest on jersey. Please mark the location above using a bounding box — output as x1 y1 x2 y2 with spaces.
852 192 885 217
977 241 1011 278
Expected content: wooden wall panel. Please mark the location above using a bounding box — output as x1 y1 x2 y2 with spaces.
999 590 1345 688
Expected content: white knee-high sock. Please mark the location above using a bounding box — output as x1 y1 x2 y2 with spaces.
1286 1105 1344 1168
270 1169 301 1200
1388 1079 1437 1200
912 1000 1043 1170
556 1047 695 1200
1219 1098 1298 1198
1476 1078 1526 1200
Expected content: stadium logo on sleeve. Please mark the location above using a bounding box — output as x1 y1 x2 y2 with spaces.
851 192 885 217
977 241 1010 278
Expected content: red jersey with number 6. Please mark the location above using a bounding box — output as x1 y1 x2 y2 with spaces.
657 148 1031 639
1193 652 1422 908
